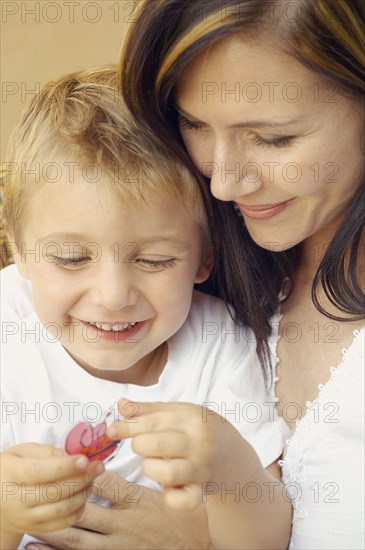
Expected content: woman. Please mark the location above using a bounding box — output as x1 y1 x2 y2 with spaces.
121 1 365 547
27 0 364 548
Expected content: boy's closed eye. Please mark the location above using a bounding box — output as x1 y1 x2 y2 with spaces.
48 255 178 271
51 256 90 267
135 258 177 270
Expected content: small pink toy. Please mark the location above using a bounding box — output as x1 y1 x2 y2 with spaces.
65 412 121 462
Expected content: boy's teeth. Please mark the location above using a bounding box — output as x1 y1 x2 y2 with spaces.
90 322 137 331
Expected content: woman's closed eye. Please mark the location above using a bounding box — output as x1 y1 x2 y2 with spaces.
251 134 295 148
177 114 207 131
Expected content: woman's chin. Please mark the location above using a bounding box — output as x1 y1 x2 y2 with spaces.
245 227 300 252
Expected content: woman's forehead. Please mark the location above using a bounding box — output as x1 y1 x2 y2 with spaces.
176 34 302 88
175 36 315 121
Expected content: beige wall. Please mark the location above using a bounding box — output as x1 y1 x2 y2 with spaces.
1 0 133 160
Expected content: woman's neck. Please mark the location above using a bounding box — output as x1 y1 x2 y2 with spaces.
296 218 343 283
290 217 364 321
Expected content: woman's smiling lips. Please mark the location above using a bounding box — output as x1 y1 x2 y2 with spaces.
235 199 294 220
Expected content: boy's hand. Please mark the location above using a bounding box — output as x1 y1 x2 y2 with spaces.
107 399 247 511
1 442 104 541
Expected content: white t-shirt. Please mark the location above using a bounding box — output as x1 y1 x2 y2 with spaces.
270 312 365 550
1 265 289 549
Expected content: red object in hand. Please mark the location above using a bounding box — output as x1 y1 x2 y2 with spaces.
65 414 121 462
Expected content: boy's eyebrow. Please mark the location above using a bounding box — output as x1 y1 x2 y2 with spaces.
37 233 192 250
137 236 192 250
37 232 93 243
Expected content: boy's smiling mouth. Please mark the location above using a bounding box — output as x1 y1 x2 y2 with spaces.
78 319 148 340
88 321 137 332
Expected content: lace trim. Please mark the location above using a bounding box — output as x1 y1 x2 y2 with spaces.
272 321 364 520
268 286 287 399
268 311 283 403
304 327 364 407
287 326 364 437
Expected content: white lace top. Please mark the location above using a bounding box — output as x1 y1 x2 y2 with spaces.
269 315 364 549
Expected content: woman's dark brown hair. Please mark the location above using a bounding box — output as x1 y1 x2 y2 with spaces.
119 0 365 378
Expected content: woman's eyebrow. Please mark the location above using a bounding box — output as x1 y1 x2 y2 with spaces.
176 104 305 128
228 118 305 129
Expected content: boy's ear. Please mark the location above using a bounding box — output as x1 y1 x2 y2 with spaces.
194 254 214 284
6 232 30 279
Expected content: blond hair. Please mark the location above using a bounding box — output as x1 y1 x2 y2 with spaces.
3 65 210 247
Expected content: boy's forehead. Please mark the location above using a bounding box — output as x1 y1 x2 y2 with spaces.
17 146 197 207
34 231 195 255
21 175 202 241
33 157 186 200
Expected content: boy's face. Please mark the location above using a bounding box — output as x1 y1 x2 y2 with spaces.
15 176 211 384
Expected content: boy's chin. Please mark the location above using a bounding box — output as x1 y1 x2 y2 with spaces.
62 347 123 372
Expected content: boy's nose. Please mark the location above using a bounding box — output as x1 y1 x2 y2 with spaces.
89 261 139 310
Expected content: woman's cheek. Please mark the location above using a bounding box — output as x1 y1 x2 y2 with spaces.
259 151 320 197
289 158 338 198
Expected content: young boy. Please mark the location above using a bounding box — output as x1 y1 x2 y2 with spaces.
1 67 291 550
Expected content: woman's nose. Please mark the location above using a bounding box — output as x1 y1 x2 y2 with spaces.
209 140 264 202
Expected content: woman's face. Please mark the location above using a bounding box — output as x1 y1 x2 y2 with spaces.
175 35 364 251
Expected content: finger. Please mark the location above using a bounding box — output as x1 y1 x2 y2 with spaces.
10 454 103 485
30 526 107 550
74 500 115 534
10 443 68 459
107 411 190 440
31 511 85 535
26 544 56 550
28 488 87 527
87 470 142 508
164 484 202 511
12 465 104 512
30 506 86 536
118 398 192 418
132 431 189 458
143 458 195 486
